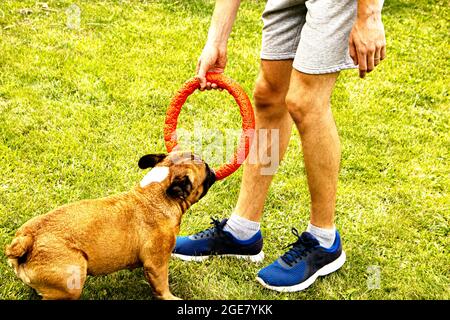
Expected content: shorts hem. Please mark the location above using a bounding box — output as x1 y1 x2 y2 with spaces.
260 52 296 61
293 62 358 74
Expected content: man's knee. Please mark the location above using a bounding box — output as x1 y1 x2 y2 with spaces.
285 72 337 124
285 84 332 126
253 76 289 119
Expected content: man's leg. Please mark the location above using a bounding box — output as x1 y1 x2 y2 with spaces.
233 60 293 222
285 70 340 229
256 70 345 291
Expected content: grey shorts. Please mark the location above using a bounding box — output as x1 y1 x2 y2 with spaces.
261 0 358 74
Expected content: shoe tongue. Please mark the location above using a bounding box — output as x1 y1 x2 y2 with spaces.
300 232 320 246
219 218 228 229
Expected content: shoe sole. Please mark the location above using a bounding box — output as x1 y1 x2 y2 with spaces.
255 251 346 292
171 251 265 263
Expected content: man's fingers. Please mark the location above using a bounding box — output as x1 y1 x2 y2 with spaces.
197 66 221 91
357 49 367 78
349 39 358 65
197 63 209 90
197 76 207 90
380 45 386 60
205 82 221 90
367 48 375 73
374 47 381 66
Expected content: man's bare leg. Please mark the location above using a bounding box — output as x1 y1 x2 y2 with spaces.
233 60 294 222
285 71 340 229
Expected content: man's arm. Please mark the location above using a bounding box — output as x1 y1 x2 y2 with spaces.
196 0 241 90
349 0 386 78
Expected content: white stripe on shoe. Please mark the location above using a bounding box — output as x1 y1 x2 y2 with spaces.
256 251 346 292
171 251 265 263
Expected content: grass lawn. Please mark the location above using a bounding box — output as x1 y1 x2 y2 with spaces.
0 0 448 300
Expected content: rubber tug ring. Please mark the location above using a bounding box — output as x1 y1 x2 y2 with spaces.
164 73 255 180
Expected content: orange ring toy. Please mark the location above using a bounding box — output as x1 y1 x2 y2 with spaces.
164 73 255 180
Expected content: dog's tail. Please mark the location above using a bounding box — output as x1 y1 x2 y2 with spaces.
5 234 34 271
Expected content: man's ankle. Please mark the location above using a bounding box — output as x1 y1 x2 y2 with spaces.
306 222 336 248
223 213 261 241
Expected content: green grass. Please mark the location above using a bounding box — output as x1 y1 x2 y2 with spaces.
0 0 449 300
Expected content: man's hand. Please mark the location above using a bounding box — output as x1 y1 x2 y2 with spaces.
195 0 240 90
349 10 386 78
196 44 227 90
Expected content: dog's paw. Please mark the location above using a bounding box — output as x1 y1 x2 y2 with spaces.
158 293 182 300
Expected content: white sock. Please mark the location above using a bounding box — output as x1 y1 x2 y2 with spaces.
223 213 260 241
306 223 336 248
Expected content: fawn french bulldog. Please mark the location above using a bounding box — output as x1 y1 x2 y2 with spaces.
5 151 215 300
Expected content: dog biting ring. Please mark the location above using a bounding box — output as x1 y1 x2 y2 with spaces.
164 73 255 180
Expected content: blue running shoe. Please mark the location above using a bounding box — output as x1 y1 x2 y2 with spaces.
172 217 264 262
256 228 346 292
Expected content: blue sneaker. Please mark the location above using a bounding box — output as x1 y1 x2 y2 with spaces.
172 217 264 262
256 228 346 292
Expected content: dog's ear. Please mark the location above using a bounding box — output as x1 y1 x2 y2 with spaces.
138 153 167 169
166 176 192 200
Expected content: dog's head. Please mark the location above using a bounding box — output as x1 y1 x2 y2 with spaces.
137 151 216 207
